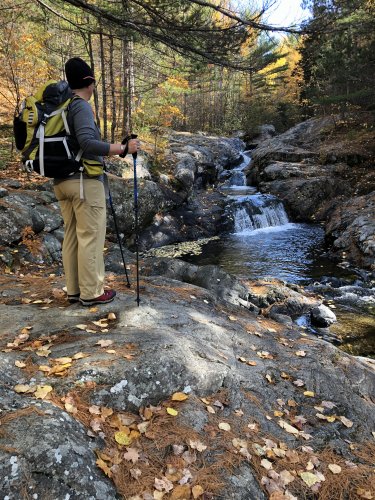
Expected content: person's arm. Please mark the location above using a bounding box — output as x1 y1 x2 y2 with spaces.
70 99 139 156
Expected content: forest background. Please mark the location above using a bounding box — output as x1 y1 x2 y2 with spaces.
0 0 374 164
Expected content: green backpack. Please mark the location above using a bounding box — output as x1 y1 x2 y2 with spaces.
13 80 84 178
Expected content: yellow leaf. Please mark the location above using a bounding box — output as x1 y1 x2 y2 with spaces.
274 410 284 417
206 405 215 414
65 402 78 414
166 407 178 416
38 365 51 373
171 392 188 401
52 357 73 364
228 316 237 321
299 471 321 487
15 360 26 368
14 384 33 393
108 312 116 320
36 348 51 358
247 361 257 366
34 385 53 399
295 350 307 357
304 391 315 397
115 431 132 446
192 485 204 498
72 352 89 360
89 307 98 313
200 398 210 405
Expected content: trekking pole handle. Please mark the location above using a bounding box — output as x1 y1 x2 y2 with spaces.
119 133 138 158
131 134 138 159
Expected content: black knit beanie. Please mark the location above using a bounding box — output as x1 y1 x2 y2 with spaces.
65 57 95 90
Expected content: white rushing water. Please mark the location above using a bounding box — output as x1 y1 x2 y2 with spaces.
226 155 292 234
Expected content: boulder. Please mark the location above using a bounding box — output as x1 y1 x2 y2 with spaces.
310 304 337 327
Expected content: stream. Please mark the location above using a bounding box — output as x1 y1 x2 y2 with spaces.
183 154 375 357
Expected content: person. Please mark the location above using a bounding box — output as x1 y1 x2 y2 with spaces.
54 57 139 306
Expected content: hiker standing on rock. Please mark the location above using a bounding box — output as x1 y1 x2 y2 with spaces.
54 57 139 307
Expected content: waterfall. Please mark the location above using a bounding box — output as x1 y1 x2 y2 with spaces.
224 154 291 234
234 199 289 233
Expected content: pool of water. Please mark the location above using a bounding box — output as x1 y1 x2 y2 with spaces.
184 223 346 284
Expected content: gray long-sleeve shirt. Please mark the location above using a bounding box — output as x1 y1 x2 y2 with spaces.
67 96 110 161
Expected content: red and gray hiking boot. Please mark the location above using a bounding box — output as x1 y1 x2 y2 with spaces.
79 289 116 307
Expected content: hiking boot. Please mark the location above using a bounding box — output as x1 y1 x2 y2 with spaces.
68 293 80 304
79 289 116 307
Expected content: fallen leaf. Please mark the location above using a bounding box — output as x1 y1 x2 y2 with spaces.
38 365 51 373
166 407 178 416
65 402 78 414
247 360 257 366
321 400 336 409
96 339 113 348
328 464 342 474
265 373 274 384
75 324 88 330
172 392 188 402
108 312 116 320
14 384 34 393
339 416 353 428
200 397 210 405
293 379 305 387
129 468 142 480
218 422 231 431
304 391 315 397
228 315 237 321
274 411 284 417
170 485 191 499
15 360 26 368
34 385 53 399
72 352 89 360
260 459 273 470
154 477 174 492
357 488 373 499
295 350 306 357
123 447 140 463
89 405 101 415
299 472 321 487
52 357 73 364
137 421 149 434
96 458 112 477
192 485 204 498
279 470 295 486
115 431 132 446
178 468 193 485
206 405 215 414
36 348 51 358
189 439 207 452
278 419 299 435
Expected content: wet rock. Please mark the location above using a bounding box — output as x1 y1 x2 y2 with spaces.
0 187 8 197
311 304 337 327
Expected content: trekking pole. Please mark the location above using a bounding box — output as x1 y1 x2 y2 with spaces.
131 133 141 306
107 185 131 288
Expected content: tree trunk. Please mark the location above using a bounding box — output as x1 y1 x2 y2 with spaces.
99 28 108 140
109 35 117 143
87 32 101 129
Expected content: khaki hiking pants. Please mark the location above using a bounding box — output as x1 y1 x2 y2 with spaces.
54 178 106 300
